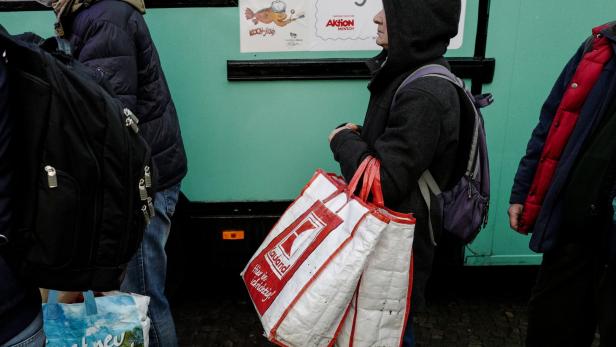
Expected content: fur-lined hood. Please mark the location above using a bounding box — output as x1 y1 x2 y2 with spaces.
52 0 145 35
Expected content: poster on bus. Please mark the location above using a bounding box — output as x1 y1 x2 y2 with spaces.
239 0 466 52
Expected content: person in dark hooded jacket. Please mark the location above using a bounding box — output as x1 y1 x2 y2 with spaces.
45 0 188 346
329 0 462 345
509 24 616 346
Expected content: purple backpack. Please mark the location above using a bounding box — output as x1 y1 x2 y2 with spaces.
394 64 492 244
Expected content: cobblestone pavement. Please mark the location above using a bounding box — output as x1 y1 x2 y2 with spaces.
170 265 600 347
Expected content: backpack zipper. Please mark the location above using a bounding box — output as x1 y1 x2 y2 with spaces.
144 166 152 188
138 179 147 201
44 165 58 188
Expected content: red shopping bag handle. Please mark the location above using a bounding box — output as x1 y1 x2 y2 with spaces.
359 158 379 201
348 156 374 198
369 159 385 207
347 156 385 207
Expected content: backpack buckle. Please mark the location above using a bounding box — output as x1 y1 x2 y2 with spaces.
474 93 494 108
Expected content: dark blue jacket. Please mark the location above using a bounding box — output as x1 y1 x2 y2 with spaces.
511 25 616 253
0 58 41 346
66 0 187 190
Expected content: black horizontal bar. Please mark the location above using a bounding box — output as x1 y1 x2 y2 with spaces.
186 200 292 219
146 0 237 7
0 0 237 12
227 57 496 83
228 58 371 81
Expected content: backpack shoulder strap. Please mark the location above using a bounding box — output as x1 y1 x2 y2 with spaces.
393 64 464 106
417 170 441 246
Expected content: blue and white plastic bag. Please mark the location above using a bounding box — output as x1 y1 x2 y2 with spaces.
43 291 150 347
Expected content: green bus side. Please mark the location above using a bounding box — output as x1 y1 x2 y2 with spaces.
1 0 615 265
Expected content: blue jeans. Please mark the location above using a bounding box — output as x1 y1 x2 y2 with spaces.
121 184 181 347
1 312 45 347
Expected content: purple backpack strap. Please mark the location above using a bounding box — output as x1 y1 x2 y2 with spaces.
393 64 464 105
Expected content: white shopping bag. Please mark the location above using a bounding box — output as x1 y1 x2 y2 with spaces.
241 157 390 347
336 159 416 347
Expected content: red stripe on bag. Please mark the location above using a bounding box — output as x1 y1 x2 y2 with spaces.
243 200 343 315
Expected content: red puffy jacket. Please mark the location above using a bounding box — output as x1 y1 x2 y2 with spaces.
519 24 614 232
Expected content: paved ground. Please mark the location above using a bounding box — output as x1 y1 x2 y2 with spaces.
169 265 601 347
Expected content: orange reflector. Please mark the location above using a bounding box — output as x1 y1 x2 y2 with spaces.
222 230 245 240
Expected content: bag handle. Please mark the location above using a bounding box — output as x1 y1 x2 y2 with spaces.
47 290 98 316
347 156 374 199
368 159 384 207
359 158 379 201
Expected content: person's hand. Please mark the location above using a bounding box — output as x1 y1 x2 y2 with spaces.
40 289 83 304
328 123 359 143
57 291 83 304
508 204 526 234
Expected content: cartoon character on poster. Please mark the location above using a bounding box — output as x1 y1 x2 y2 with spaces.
245 0 305 27
240 0 307 52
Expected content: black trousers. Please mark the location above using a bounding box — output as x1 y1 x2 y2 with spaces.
526 242 615 347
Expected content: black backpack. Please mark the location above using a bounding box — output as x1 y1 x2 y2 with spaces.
0 26 154 291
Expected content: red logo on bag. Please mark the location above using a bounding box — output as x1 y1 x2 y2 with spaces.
244 201 343 315
265 213 325 279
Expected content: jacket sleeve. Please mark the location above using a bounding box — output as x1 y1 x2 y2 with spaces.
331 88 449 208
73 19 139 111
509 42 586 204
